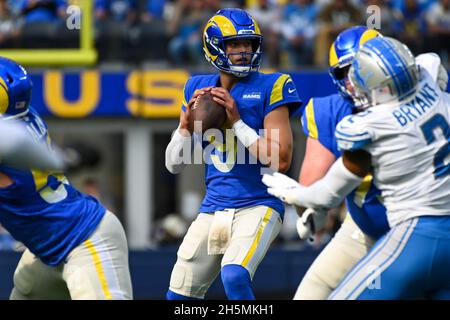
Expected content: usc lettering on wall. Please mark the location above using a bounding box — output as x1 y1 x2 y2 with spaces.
30 69 338 118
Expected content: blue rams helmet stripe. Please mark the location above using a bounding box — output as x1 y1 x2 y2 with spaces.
329 26 381 100
203 8 262 78
0 57 32 119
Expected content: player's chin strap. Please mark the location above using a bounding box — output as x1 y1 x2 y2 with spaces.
262 158 363 209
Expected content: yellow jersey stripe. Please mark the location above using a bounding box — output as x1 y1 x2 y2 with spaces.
31 170 50 191
269 74 290 106
84 239 113 300
305 99 318 139
181 83 188 107
242 208 273 267
353 174 373 208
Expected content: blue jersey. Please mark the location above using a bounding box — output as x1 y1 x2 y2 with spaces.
0 107 105 266
182 72 302 217
301 94 389 239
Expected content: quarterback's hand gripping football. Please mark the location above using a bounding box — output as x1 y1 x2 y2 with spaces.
296 207 328 241
262 172 304 206
179 87 213 133
211 87 241 126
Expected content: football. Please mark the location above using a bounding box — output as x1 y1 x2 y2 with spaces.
189 91 227 134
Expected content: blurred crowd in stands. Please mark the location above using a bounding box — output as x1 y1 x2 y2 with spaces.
0 0 447 68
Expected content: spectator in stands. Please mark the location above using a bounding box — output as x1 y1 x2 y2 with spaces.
425 0 450 65
0 0 22 47
247 0 282 68
314 0 362 66
142 0 166 22
19 0 66 24
95 0 139 61
392 0 427 54
95 0 138 24
391 0 436 12
14 0 67 49
167 0 219 66
279 0 317 68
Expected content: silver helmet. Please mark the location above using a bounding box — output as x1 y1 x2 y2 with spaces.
348 37 419 108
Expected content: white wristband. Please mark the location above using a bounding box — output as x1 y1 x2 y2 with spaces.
165 127 192 174
232 119 259 148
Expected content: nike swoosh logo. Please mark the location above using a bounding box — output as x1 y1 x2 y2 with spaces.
288 88 296 93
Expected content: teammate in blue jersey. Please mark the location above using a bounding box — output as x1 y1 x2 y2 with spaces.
290 26 448 300
0 57 132 300
264 36 450 299
165 8 302 300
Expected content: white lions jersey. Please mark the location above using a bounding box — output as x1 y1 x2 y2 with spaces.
336 69 450 228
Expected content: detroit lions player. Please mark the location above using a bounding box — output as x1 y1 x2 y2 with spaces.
264 37 450 299
165 8 302 300
293 26 448 300
0 57 132 300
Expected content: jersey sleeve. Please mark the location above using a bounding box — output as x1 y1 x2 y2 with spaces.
265 73 302 117
301 97 338 155
335 112 373 151
416 53 441 83
180 78 193 113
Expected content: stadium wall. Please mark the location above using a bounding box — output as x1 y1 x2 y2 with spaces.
29 69 450 118
0 246 322 299
31 70 338 118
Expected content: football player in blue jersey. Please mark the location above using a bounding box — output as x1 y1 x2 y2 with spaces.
288 26 448 300
0 57 133 300
264 36 450 300
0 119 64 171
165 8 302 300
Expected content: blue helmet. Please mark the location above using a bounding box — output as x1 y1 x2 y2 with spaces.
203 8 262 78
329 26 381 99
0 57 32 119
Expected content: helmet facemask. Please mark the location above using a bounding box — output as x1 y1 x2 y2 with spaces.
222 37 262 77
329 61 355 101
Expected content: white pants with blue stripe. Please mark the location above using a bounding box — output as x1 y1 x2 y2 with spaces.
10 211 133 300
329 216 450 300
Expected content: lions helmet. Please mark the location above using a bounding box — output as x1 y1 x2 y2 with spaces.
349 37 419 108
329 26 381 100
0 57 32 120
203 8 262 78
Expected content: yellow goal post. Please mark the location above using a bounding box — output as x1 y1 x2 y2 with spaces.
0 0 97 66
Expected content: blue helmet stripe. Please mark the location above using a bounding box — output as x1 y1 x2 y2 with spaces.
372 40 406 96
365 41 403 97
384 39 415 97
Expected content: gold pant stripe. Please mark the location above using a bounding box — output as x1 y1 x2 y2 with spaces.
84 239 113 300
242 207 273 267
